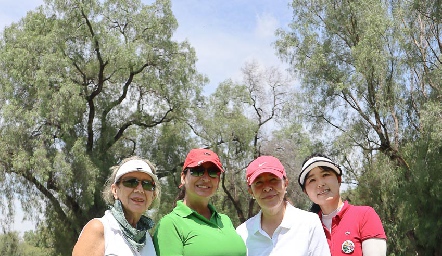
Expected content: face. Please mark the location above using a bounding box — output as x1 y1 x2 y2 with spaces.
304 167 341 206
112 171 156 217
181 162 220 200
249 172 288 212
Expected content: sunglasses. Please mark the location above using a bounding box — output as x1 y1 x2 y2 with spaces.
188 166 221 178
120 178 156 191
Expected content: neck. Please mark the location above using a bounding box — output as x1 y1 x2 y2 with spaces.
183 196 211 219
320 197 344 215
260 201 286 237
123 210 141 228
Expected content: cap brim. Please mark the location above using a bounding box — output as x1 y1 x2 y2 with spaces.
115 159 159 183
248 169 284 185
185 160 224 173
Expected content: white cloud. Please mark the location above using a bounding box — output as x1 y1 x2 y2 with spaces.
255 12 279 39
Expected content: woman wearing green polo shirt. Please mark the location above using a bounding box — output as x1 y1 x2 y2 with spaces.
153 148 246 256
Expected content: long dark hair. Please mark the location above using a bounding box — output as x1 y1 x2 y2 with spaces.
310 203 321 213
173 169 187 207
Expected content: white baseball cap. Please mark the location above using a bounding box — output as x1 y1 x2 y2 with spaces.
114 159 158 184
299 156 341 187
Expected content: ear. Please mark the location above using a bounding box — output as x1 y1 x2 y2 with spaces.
284 178 289 188
180 172 186 186
337 175 342 184
111 184 118 199
247 186 253 196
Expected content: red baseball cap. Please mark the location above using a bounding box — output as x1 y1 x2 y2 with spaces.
182 148 224 172
246 156 286 185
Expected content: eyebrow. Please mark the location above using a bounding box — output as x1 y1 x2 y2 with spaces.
306 169 330 180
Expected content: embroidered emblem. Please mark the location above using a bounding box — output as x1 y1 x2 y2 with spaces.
342 240 355 254
345 231 350 235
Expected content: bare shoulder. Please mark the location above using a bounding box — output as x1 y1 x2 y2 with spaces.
72 219 105 256
83 219 105 234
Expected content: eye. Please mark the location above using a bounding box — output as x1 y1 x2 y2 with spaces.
270 178 280 183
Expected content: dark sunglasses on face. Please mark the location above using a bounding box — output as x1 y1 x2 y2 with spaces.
189 166 221 178
120 178 156 191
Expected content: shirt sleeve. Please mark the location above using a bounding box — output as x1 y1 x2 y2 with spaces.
309 214 332 256
153 216 184 256
360 207 387 240
362 238 387 255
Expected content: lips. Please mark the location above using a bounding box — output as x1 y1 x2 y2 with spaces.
131 197 145 203
318 189 330 196
196 184 211 189
261 194 277 199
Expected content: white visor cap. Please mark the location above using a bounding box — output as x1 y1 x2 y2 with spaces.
114 159 158 184
299 156 341 187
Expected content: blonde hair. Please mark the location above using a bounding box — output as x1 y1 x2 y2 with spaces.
102 156 161 210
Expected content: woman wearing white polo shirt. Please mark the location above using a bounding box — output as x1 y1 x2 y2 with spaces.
236 155 330 256
73 156 160 256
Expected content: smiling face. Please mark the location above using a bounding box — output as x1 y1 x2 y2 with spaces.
249 172 288 213
182 162 220 201
303 166 341 208
112 171 156 219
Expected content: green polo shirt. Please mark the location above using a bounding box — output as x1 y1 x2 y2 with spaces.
153 200 246 256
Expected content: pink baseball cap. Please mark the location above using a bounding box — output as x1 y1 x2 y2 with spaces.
246 156 286 185
182 148 224 172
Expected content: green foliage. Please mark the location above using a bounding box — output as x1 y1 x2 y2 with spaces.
0 232 21 256
188 61 300 225
22 228 59 256
277 0 442 254
0 230 58 256
0 0 203 254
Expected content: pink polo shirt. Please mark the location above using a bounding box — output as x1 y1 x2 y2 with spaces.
319 201 386 255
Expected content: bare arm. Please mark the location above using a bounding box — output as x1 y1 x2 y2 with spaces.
72 219 105 256
362 238 387 256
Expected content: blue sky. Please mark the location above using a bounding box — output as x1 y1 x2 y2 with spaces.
1 0 293 235
1 0 293 94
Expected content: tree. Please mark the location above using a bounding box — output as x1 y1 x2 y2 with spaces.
0 0 205 254
275 0 441 254
0 232 22 256
189 61 304 225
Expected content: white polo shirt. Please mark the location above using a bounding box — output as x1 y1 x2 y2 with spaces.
236 202 330 256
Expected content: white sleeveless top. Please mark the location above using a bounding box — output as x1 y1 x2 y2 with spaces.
98 210 156 256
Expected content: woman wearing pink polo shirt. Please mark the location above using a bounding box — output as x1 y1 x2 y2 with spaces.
299 153 387 255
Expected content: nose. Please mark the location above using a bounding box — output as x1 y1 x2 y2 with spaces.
263 184 273 192
201 170 210 181
134 181 145 193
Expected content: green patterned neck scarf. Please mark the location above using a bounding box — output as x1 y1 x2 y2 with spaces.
110 200 155 253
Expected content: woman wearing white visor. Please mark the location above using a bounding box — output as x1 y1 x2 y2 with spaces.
73 156 161 256
299 153 387 256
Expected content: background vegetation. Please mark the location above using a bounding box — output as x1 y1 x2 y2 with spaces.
0 0 440 255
